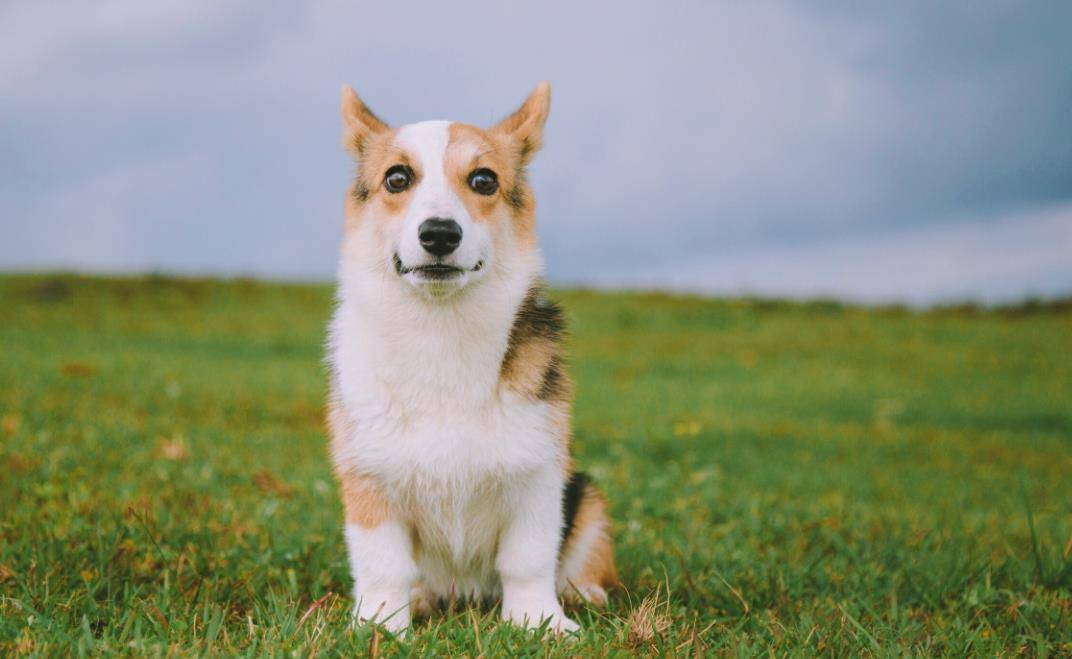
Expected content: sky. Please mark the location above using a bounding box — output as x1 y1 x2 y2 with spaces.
2 1 1070 304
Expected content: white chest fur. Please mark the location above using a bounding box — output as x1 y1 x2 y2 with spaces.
328 255 563 598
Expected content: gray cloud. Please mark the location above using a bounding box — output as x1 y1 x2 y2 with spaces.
1 1 1070 301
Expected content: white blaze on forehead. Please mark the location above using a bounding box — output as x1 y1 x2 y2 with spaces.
396 120 452 188
396 120 460 220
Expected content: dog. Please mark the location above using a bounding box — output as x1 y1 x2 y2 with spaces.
326 81 618 634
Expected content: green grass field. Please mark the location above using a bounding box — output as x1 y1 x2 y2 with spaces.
1 274 1070 656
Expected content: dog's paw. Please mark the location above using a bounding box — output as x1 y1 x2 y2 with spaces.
502 599 579 634
409 582 436 618
562 581 608 607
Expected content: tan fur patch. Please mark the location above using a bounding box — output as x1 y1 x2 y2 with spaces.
340 85 423 235
445 122 537 246
327 396 391 529
500 338 563 397
338 471 391 529
498 286 573 462
487 82 549 243
499 287 569 401
561 485 619 604
344 129 412 232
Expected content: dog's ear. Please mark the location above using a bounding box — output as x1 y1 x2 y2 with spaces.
492 81 551 166
341 84 389 157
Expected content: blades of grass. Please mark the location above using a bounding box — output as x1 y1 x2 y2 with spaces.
1019 480 1046 585
670 546 702 601
837 603 881 655
297 591 335 629
1050 555 1072 589
710 566 750 616
204 605 225 645
367 625 380 658
468 608 483 656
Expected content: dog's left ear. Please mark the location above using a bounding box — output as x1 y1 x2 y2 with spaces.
492 81 551 166
341 84 389 157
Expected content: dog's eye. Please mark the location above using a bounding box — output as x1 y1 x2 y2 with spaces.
468 169 498 196
384 166 412 193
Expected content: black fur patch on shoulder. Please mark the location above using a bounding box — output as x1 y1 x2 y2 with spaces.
513 286 564 342
500 286 569 401
538 355 565 401
502 286 565 367
560 471 591 546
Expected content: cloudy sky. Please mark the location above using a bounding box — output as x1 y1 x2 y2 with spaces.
2 1 1070 303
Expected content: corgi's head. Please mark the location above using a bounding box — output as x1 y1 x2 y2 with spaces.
338 82 550 300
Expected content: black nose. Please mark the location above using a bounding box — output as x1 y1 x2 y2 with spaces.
418 218 463 257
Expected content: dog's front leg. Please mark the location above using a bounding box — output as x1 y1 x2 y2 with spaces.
345 520 417 632
497 468 578 633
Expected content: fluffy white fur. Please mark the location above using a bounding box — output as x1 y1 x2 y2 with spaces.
328 121 578 632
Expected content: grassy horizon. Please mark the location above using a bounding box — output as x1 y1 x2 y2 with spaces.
1 273 1070 656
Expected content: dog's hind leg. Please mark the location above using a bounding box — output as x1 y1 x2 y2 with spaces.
556 473 619 606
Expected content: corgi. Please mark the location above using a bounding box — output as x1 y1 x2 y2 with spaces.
326 82 618 634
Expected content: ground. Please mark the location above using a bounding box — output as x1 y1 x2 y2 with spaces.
0 274 1069 656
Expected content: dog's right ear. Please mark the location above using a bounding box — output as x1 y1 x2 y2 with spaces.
341 84 389 156
492 81 551 168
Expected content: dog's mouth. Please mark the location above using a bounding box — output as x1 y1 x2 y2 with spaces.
393 254 484 280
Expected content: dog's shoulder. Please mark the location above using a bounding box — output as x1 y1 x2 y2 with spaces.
499 284 570 404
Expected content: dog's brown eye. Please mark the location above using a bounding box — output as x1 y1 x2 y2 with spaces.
468 169 498 196
384 165 412 193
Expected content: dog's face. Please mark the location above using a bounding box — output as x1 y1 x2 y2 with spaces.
340 83 550 299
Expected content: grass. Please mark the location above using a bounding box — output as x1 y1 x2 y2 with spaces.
0 273 1070 656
